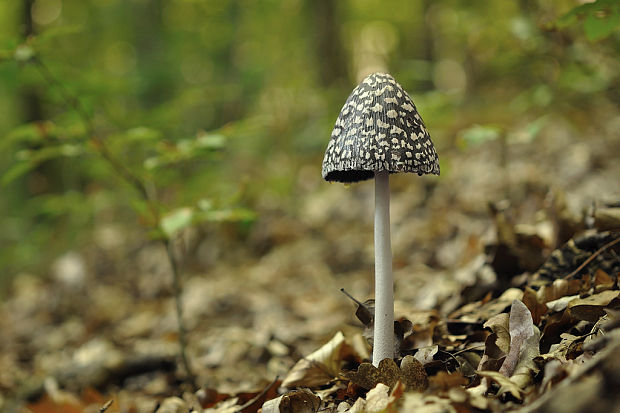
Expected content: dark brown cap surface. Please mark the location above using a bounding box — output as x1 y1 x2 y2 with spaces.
322 72 439 183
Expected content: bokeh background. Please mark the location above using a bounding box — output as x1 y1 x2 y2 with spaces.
1 0 619 404
1 0 618 280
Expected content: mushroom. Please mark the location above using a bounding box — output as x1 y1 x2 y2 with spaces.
322 72 439 365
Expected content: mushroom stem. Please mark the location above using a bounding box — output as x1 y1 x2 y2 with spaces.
373 170 394 366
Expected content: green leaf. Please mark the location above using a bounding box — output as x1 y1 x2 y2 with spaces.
195 133 226 150
13 44 34 62
2 144 85 186
36 25 83 44
2 161 35 186
143 132 226 170
123 127 163 142
159 200 255 238
460 125 502 146
583 8 620 41
557 0 620 41
2 123 47 150
198 207 256 223
160 207 194 238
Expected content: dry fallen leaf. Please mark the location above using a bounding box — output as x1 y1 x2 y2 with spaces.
508 323 540 392
400 355 429 391
282 331 349 388
522 286 548 325
483 313 511 354
261 388 320 413
499 300 535 377
451 288 523 322
345 356 428 393
567 290 620 322
156 397 188 413
400 391 455 412
545 295 580 313
537 278 583 304
413 345 438 366
428 371 468 392
346 358 402 391
364 383 398 413
476 370 522 400
593 269 614 293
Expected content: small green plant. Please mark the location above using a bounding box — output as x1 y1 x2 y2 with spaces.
1 33 254 387
556 0 620 41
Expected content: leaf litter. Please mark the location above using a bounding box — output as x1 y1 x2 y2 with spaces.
1 129 620 412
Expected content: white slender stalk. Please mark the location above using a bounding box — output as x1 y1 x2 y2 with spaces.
372 170 394 366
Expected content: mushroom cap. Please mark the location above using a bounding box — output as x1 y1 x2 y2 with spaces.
322 72 439 183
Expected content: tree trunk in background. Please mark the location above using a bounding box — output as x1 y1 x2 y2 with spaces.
308 0 347 87
21 0 43 124
21 0 53 197
419 0 435 92
221 0 243 123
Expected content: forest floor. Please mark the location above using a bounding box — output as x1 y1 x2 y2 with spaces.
2 117 620 413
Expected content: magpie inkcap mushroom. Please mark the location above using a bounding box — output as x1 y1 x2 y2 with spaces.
322 72 439 366
322 72 439 183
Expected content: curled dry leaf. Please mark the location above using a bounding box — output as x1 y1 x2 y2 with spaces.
477 314 510 373
477 332 506 372
499 300 535 377
522 286 548 325
261 388 320 413
455 351 482 378
395 307 439 351
364 383 397 413
483 313 510 354
545 295 580 313
544 331 592 362
593 207 620 231
342 382 404 413
540 359 568 391
401 392 455 412
428 371 468 392
476 370 522 400
282 331 350 389
567 290 620 322
413 345 438 366
451 288 523 323
536 278 583 304
593 269 614 293
156 397 188 413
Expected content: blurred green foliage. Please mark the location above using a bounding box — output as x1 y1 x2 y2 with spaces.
0 0 618 283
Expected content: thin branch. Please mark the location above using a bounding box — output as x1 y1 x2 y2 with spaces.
234 376 280 413
30 55 196 387
563 235 620 279
452 344 486 356
31 57 150 201
98 400 113 413
165 238 196 387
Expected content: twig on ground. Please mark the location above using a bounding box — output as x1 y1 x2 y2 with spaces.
234 376 280 413
564 236 620 279
99 400 113 413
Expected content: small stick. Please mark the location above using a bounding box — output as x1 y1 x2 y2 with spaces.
452 344 486 356
563 236 620 279
99 400 113 413
234 376 279 412
340 288 364 306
